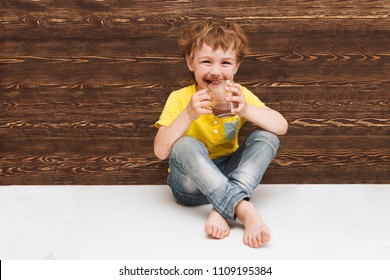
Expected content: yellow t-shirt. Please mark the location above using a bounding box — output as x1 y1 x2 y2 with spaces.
155 84 265 159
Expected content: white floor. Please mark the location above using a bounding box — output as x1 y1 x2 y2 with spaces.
0 184 389 260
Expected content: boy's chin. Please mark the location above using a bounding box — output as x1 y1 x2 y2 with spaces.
195 83 207 91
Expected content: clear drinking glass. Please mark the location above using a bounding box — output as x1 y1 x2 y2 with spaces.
208 80 237 118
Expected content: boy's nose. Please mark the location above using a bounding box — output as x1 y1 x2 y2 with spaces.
209 64 222 77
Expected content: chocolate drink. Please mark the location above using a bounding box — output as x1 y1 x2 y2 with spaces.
212 102 236 118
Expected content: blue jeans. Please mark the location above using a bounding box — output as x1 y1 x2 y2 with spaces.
168 129 280 221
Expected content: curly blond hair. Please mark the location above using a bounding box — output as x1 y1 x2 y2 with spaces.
178 19 249 64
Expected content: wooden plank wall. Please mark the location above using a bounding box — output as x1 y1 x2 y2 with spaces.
0 0 389 185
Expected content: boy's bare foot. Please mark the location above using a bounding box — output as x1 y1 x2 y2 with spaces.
235 200 271 248
205 208 230 239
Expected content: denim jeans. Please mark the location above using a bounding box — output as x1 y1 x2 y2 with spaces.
167 129 280 221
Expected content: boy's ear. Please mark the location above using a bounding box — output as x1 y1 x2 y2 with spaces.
186 56 194 72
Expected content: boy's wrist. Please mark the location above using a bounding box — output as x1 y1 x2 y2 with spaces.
182 108 196 123
237 103 249 118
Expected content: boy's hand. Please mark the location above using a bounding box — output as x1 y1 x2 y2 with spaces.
226 82 247 116
185 89 212 120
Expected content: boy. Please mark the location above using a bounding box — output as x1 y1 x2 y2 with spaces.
154 19 288 248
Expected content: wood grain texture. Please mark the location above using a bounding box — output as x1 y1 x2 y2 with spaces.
1 0 389 184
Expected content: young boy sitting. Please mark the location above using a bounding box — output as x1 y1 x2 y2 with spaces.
154 19 288 248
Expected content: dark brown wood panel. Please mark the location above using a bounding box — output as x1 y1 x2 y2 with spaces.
1 0 389 184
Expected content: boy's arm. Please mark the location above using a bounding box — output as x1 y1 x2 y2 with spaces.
153 110 193 160
240 104 288 136
228 83 288 135
154 89 212 160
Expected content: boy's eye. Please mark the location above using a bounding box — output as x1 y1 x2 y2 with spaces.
202 60 211 64
222 61 232 65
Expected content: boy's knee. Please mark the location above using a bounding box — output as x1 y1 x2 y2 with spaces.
171 136 206 157
247 130 280 152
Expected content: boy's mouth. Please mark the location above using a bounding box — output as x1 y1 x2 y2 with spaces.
204 79 222 86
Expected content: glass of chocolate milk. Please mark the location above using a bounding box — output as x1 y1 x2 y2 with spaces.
208 80 237 118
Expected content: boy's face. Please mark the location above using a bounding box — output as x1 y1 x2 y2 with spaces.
187 43 240 91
